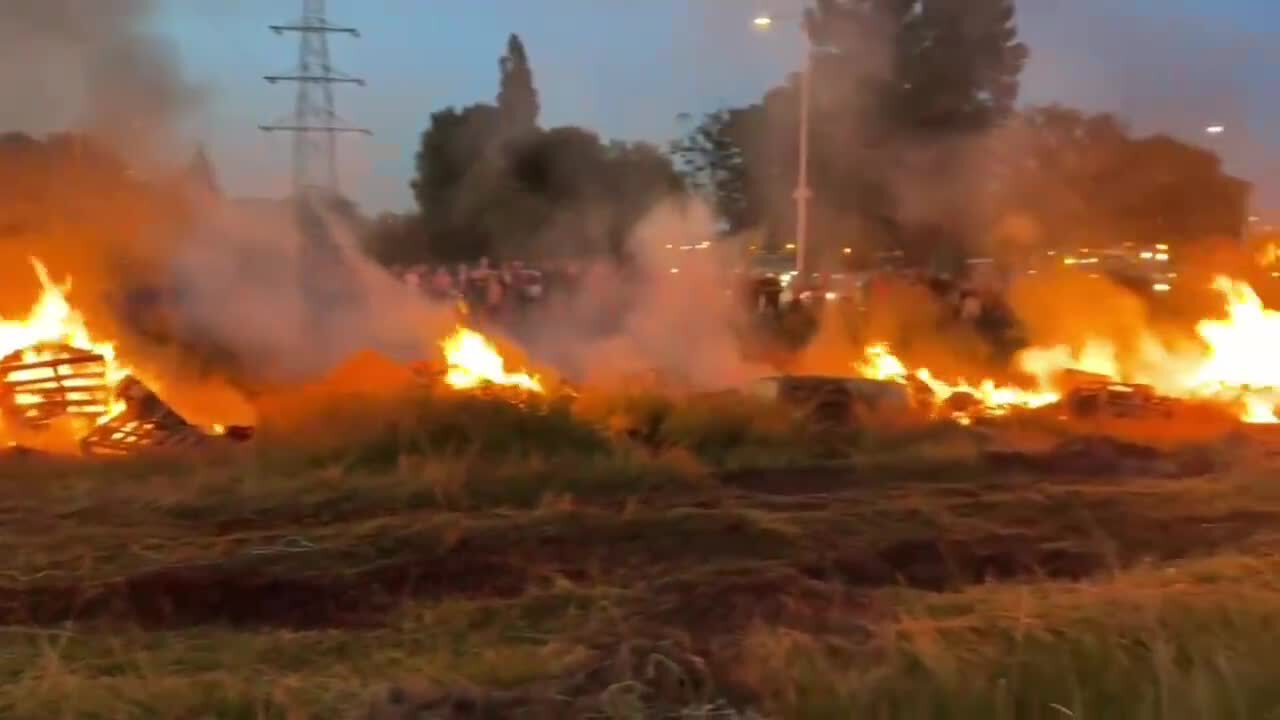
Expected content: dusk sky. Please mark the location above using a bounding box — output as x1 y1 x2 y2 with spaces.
154 0 1279 215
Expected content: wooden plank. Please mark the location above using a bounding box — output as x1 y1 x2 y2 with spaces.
4 372 110 386
0 354 104 373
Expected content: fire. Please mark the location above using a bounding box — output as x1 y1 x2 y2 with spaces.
0 259 128 428
1186 276 1280 423
855 342 1058 420
1012 274 1280 424
853 273 1280 425
440 327 543 393
1256 242 1279 268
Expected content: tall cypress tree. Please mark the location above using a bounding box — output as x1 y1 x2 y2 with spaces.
496 34 540 133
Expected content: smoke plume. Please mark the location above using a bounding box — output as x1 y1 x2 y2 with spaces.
0 0 202 164
167 198 455 388
519 198 768 391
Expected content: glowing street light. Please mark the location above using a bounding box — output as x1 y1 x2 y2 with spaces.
750 7 813 278
1205 124 1226 135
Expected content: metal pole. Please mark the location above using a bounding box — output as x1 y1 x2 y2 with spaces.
794 42 813 280
261 0 369 199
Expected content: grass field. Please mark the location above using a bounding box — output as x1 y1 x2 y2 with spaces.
3 390 1280 719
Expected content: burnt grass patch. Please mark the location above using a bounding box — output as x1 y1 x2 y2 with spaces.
0 549 529 630
2 501 1274 630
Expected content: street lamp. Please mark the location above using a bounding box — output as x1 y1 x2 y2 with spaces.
753 8 814 280
1205 124 1226 135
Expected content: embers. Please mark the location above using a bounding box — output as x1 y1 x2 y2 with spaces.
0 343 112 427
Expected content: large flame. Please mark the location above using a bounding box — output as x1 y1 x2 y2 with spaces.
855 274 1280 425
1011 274 1280 424
441 327 544 393
856 342 1057 422
0 259 129 428
1185 276 1280 422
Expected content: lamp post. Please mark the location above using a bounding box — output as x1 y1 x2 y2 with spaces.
753 9 814 280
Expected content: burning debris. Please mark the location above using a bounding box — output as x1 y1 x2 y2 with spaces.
403 325 551 398
1060 377 1176 421
748 374 911 428
0 343 114 428
853 342 1057 424
80 376 251 457
844 274 1280 428
0 258 246 457
440 327 544 394
1016 275 1280 424
0 259 128 431
6 241 1279 461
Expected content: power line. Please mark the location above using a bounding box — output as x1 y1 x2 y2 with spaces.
259 0 371 198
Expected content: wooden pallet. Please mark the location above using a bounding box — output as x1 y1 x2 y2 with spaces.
79 376 251 457
1064 381 1176 420
754 375 913 427
0 344 110 427
79 416 210 457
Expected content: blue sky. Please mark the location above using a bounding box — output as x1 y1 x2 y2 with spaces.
155 0 1280 214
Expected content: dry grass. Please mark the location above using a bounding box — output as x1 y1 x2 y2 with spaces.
3 401 1280 718
739 554 1280 719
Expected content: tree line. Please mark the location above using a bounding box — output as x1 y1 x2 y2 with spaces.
672 0 1250 270
367 35 685 267
0 4 1251 276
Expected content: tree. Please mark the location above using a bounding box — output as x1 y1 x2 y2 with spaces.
469 130 684 261
497 34 539 133
407 35 538 261
805 0 1029 134
678 0 1031 265
399 35 685 265
364 212 425 267
411 104 503 260
992 106 1251 253
1105 135 1249 246
673 106 768 234
601 141 687 257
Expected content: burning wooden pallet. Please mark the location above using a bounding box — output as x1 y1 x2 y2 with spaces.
79 376 252 457
1063 380 1177 421
749 375 913 427
0 343 111 428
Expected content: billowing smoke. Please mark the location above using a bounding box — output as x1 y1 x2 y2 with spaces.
518 198 768 391
0 0 202 164
166 197 455 388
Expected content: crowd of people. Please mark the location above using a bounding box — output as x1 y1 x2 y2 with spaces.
739 267 1022 354
393 257 1021 357
393 258 585 321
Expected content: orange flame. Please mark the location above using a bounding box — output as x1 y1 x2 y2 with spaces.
1186 276 1280 422
0 259 129 426
855 342 1058 421
440 327 543 393
1013 274 1280 424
